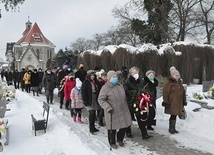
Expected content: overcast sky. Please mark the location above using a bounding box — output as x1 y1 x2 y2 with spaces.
0 0 128 61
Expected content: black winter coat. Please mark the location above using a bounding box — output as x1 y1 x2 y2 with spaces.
13 71 20 82
81 79 101 106
31 72 40 87
75 69 87 82
42 72 56 90
142 76 159 100
123 76 144 105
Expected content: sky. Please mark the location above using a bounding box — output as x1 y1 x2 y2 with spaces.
0 0 128 61
1 79 214 154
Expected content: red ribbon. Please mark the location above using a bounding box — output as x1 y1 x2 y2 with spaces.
138 93 151 111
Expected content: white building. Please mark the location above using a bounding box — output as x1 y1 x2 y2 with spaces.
13 19 55 71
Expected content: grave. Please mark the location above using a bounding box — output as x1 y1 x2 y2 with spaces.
202 81 213 92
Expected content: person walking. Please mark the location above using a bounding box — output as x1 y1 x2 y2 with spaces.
7 71 13 86
81 70 101 134
70 78 84 123
23 70 32 93
143 70 159 131
31 69 40 96
64 73 76 112
38 68 44 94
42 68 56 104
13 69 20 89
162 66 187 134
20 68 26 91
58 62 72 109
1 69 5 81
98 70 132 149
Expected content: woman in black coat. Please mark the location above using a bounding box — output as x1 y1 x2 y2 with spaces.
31 69 40 96
143 70 159 131
81 70 101 134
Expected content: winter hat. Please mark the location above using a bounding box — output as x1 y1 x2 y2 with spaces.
76 78 82 89
107 70 117 81
87 70 94 75
145 70 155 77
170 66 180 76
101 72 107 77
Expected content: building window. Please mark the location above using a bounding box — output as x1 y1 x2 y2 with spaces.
33 33 40 42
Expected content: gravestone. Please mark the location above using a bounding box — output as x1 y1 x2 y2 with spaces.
202 81 213 92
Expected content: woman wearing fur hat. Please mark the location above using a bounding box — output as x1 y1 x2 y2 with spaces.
98 70 132 149
143 70 159 131
81 70 101 134
162 66 187 134
70 78 84 123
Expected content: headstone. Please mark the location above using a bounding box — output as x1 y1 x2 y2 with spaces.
202 81 213 92
193 78 200 84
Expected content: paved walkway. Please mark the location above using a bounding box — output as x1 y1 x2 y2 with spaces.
52 93 212 155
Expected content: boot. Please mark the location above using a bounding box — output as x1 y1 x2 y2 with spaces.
78 117 82 123
169 119 175 134
33 91 35 96
89 111 99 134
141 126 152 140
73 116 76 122
173 120 179 133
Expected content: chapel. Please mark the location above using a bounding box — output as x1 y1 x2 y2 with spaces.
13 19 55 71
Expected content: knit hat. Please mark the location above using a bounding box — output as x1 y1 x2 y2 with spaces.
107 70 117 81
170 66 180 76
87 70 94 75
76 78 82 89
145 70 155 76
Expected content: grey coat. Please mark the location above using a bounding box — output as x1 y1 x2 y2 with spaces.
98 81 132 130
42 72 56 90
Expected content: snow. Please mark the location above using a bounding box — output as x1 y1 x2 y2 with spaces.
82 42 214 57
1 84 214 154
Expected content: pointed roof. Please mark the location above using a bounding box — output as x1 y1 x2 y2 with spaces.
16 22 55 47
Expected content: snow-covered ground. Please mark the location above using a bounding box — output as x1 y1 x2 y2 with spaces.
0 84 214 155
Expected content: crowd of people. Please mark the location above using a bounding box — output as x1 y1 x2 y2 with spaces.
0 63 187 149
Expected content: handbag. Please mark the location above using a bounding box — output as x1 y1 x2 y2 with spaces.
179 106 187 120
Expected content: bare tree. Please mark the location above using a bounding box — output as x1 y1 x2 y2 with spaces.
70 38 91 54
90 33 106 51
198 0 214 44
169 0 201 41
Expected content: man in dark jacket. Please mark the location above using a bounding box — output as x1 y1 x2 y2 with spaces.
38 68 44 94
31 69 40 96
13 69 20 89
42 68 56 104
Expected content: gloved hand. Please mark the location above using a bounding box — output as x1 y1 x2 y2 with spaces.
108 109 113 114
162 102 170 108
